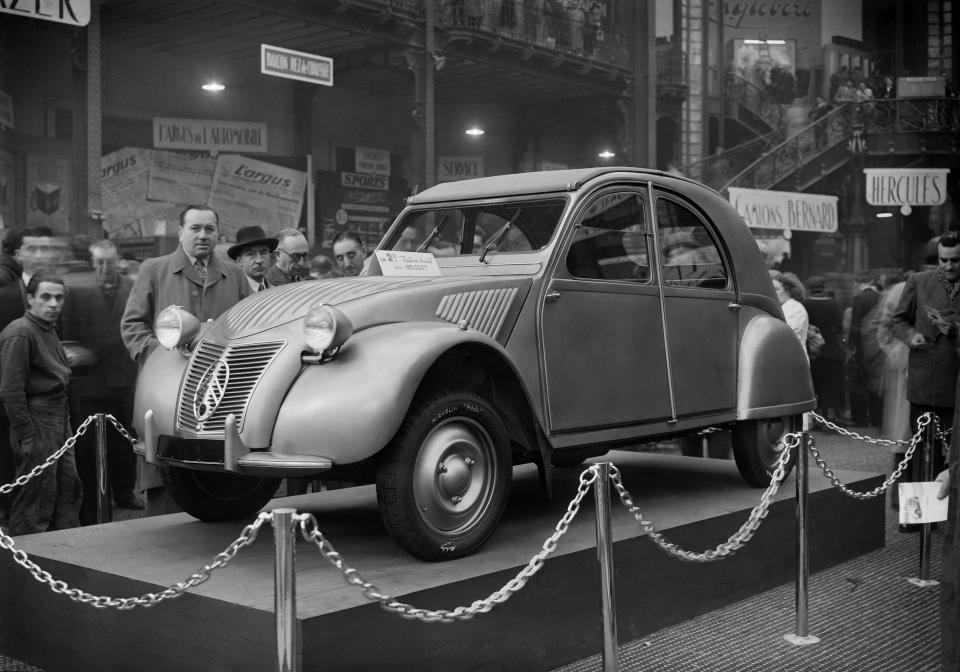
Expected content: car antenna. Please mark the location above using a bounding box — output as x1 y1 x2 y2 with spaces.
416 214 450 253
479 209 522 263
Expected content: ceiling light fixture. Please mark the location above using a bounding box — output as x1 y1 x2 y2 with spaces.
598 150 615 159
465 127 485 136
876 212 894 218
202 81 226 92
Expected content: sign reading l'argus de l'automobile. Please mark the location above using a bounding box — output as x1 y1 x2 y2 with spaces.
261 44 333 86
0 0 89 26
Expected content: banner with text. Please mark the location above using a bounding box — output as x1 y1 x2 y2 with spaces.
154 117 267 153
207 155 306 239
864 168 950 207
147 151 216 204
728 187 838 233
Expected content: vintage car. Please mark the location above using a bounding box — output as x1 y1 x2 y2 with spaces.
133 167 815 560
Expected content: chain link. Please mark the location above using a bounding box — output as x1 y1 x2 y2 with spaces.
809 411 911 447
0 415 97 496
807 413 930 499
0 512 271 608
609 434 798 562
297 466 600 623
105 413 138 447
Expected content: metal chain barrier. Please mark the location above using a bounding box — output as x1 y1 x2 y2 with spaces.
0 415 97 496
809 410 911 447
807 413 930 500
296 465 600 624
105 413 138 447
609 434 798 562
0 511 271 608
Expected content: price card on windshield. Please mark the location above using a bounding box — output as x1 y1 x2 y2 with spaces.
370 250 441 277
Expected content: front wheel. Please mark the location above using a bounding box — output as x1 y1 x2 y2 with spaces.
376 390 511 561
731 416 797 487
159 465 281 521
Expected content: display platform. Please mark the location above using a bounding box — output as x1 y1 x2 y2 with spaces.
0 451 885 672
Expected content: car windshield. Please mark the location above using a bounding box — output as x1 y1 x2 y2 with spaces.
383 199 566 257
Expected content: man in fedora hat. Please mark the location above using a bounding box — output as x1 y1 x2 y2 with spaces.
228 225 278 292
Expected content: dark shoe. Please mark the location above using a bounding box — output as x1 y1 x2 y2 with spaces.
115 493 145 510
899 524 921 534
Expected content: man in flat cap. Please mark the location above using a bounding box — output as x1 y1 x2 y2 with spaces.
228 226 278 293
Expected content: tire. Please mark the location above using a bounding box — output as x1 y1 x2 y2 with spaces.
376 390 511 561
679 431 732 459
731 416 797 487
159 465 281 522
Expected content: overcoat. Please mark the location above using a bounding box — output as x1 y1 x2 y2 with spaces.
121 247 250 364
890 269 960 407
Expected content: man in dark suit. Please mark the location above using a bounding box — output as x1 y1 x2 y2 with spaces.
228 225 277 292
63 239 142 519
891 231 960 528
121 205 250 514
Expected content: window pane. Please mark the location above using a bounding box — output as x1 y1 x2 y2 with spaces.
656 198 728 288
567 192 649 281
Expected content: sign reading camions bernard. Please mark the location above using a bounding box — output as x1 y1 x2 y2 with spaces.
728 187 838 234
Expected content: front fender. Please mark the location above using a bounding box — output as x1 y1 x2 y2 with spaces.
270 321 515 464
737 310 817 418
133 346 190 439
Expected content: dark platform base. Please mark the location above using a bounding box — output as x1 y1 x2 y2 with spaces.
0 452 884 672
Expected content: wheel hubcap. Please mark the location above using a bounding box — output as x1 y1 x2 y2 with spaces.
413 419 497 535
759 418 787 467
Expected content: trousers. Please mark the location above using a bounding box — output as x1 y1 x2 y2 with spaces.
8 394 81 535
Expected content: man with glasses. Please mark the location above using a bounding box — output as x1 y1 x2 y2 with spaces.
228 226 278 292
265 228 310 286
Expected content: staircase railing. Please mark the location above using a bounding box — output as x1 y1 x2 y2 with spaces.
720 104 859 195
725 73 786 134
682 130 782 189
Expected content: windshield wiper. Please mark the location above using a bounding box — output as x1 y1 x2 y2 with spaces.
416 214 450 253
479 209 522 263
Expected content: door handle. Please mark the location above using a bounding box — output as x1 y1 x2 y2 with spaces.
545 289 561 303
727 302 741 311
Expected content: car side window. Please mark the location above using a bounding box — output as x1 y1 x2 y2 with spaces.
566 192 650 281
656 198 728 289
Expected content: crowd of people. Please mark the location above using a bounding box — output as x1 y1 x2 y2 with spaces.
0 208 371 531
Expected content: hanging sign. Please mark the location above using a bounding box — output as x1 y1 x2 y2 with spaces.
864 168 949 207
355 146 391 176
438 156 484 182
261 44 333 86
0 0 90 26
728 187 838 233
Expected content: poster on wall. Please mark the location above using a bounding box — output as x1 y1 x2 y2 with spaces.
0 149 14 231
732 39 798 104
102 147 181 238
206 154 306 239
147 151 216 205
25 153 70 231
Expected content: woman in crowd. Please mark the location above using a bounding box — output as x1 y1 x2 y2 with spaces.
771 271 809 352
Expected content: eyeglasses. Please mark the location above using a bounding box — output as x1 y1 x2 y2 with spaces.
277 250 309 262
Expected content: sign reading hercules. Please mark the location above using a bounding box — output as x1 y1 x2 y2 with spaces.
864 168 950 207
153 117 267 153
728 187 838 233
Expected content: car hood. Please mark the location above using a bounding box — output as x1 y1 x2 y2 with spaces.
218 276 532 341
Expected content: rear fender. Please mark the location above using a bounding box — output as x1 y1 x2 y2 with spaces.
271 322 527 464
737 311 817 418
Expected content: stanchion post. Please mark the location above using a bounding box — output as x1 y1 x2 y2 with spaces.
785 431 819 645
273 508 299 672
594 462 618 672
95 413 110 524
909 418 939 587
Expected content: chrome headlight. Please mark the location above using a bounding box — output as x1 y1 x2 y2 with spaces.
303 303 353 355
155 306 201 350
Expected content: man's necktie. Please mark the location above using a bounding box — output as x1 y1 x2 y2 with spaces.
257 281 266 292
195 259 207 281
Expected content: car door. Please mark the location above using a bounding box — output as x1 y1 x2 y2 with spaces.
540 188 672 433
653 190 738 417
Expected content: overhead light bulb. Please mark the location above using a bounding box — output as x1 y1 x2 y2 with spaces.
202 81 226 92
598 150 615 159
876 212 894 218
465 127 485 136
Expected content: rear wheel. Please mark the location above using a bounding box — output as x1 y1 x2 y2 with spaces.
159 465 281 521
731 416 797 487
376 390 511 561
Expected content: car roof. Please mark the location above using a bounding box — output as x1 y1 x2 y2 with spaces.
406 166 701 204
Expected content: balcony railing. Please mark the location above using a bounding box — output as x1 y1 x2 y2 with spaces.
682 130 781 189
725 74 786 134
438 0 629 68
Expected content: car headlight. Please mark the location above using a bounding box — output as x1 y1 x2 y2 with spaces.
155 306 201 350
303 303 353 355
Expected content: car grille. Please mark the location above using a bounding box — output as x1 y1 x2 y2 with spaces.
176 340 285 436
